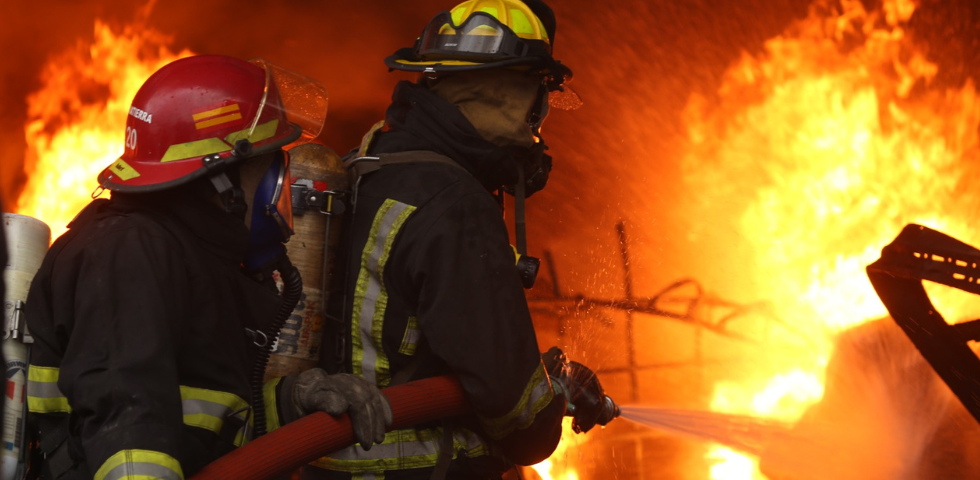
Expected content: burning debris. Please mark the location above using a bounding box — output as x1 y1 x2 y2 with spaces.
680 0 980 477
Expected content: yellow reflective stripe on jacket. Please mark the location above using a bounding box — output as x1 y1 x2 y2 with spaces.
398 316 421 356
28 366 254 445
351 199 417 388
312 426 489 473
478 363 554 439
179 385 251 446
263 377 283 432
95 449 184 480
26 365 71 413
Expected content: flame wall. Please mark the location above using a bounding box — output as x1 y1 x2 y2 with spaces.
5 1 980 479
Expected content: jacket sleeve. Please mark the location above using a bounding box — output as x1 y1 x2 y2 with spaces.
55 224 188 479
263 376 291 431
395 190 565 464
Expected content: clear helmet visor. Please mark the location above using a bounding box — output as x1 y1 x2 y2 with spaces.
248 58 328 145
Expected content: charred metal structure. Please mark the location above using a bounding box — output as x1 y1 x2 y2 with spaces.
868 224 980 426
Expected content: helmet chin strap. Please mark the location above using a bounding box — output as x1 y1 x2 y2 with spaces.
511 166 541 289
514 167 528 256
210 171 247 220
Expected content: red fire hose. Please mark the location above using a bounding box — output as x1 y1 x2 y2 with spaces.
189 375 471 480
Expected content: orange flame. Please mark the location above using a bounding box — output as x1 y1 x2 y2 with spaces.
530 419 585 480
15 21 191 239
681 0 980 478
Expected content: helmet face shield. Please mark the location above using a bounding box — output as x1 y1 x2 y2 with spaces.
247 58 328 147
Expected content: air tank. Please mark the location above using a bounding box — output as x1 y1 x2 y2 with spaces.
2 213 50 479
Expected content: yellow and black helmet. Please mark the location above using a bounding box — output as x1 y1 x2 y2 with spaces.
386 0 573 91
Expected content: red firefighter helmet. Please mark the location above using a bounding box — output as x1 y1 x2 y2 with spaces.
97 54 327 193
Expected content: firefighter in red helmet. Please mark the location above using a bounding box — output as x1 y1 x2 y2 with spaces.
24 55 391 480
310 1 616 479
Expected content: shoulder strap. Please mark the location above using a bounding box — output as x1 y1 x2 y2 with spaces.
345 150 467 184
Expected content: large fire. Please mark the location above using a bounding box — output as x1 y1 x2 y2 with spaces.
15 20 190 240
681 0 980 478
11 0 980 479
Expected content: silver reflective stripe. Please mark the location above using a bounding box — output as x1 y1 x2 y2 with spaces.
27 365 71 413
399 327 421 355
102 462 182 480
330 435 437 461
478 364 555 439
318 427 489 473
354 200 415 386
26 380 63 399
181 398 230 418
515 374 553 427
178 385 251 445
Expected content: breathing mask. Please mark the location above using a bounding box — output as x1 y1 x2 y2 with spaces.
244 150 294 273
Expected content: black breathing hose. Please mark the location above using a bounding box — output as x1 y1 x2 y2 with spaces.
250 255 303 437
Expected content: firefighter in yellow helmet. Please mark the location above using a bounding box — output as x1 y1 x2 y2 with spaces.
311 1 616 479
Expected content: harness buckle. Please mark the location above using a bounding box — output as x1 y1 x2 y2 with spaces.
290 179 348 216
4 300 32 344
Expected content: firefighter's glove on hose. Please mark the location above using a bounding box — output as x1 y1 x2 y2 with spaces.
282 369 393 449
542 347 613 433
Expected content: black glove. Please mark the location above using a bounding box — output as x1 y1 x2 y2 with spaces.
282 369 393 450
542 347 619 433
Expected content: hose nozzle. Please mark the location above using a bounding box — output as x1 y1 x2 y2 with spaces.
596 395 621 427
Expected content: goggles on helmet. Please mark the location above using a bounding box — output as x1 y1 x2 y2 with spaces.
418 11 550 63
415 10 578 95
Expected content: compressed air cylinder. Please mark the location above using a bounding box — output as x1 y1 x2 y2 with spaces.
265 144 349 379
1 214 50 479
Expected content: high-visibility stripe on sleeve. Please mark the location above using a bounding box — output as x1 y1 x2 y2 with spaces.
179 385 251 446
351 199 416 388
263 377 283 432
398 316 421 356
28 366 254 444
27 365 71 414
95 449 184 480
313 426 488 473
477 362 555 439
